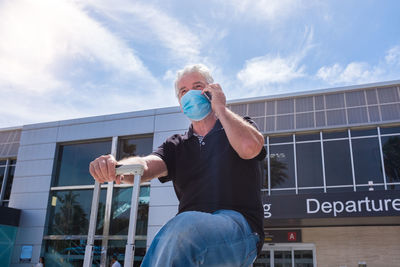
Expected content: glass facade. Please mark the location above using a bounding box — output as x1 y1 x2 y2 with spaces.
262 125 400 195
0 159 16 207
43 135 153 266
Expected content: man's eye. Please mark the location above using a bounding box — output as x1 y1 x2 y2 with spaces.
195 85 203 89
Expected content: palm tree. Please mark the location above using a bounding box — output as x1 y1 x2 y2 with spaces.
382 136 400 188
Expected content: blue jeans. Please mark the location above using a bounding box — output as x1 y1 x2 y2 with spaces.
141 210 259 267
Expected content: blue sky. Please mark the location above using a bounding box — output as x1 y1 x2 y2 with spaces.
1 0 400 128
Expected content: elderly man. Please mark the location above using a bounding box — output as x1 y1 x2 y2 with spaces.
90 64 266 266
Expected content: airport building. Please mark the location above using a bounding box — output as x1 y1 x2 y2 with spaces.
0 80 399 267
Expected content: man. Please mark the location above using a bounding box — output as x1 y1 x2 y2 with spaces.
110 255 121 267
90 64 266 266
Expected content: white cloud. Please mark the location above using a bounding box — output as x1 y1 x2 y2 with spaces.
79 0 202 64
237 55 305 87
237 27 313 88
227 0 304 23
385 45 400 65
0 0 169 127
316 45 400 85
0 0 158 94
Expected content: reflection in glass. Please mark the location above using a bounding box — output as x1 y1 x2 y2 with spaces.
54 141 111 186
47 189 106 235
324 140 353 186
117 136 153 160
352 138 383 185
253 250 271 267
4 166 15 200
268 145 295 189
43 239 101 267
382 136 400 185
269 135 293 144
274 250 292 267
0 167 4 191
107 240 146 267
351 128 377 137
296 142 323 188
380 125 400 134
295 133 320 142
294 250 313 267
322 130 348 139
110 186 150 235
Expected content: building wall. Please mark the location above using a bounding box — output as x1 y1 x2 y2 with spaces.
5 80 400 265
302 226 400 267
8 108 185 266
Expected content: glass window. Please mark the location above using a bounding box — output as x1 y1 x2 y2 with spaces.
109 186 150 235
106 239 146 266
253 250 271 267
4 166 14 200
0 167 4 189
352 138 384 185
294 250 313 266
0 160 6 166
269 144 295 189
323 130 348 139
46 189 106 235
356 185 385 192
381 136 400 183
295 133 320 142
269 135 293 144
54 141 111 186
326 186 354 193
296 142 324 188
43 239 102 266
351 128 377 137
380 125 400 135
117 136 153 160
324 140 353 186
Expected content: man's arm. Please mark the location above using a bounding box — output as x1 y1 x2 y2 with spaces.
89 154 168 184
204 84 265 160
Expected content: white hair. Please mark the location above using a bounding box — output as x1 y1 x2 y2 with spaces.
174 64 214 98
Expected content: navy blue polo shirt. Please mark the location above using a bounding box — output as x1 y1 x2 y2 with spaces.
152 117 266 252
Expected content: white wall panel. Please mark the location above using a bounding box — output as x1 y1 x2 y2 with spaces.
17 143 56 161
150 176 173 188
19 210 47 228
149 186 178 206
15 227 45 245
104 116 154 136
146 225 162 248
20 127 58 145
56 121 109 142
13 159 54 177
11 176 51 194
147 205 177 227
154 112 189 132
8 192 49 210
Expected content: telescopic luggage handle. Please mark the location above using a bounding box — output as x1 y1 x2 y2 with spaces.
115 164 145 267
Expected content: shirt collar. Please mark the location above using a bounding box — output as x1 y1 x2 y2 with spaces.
183 119 223 140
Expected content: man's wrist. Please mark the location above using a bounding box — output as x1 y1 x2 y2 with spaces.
214 106 227 119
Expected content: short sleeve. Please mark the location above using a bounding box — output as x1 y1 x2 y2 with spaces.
243 116 267 161
151 135 178 183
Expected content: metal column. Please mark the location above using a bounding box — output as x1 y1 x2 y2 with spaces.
83 180 102 267
115 164 144 267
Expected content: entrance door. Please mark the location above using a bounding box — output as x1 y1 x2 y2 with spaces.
253 244 316 267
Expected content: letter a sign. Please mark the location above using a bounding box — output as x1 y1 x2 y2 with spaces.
288 232 297 241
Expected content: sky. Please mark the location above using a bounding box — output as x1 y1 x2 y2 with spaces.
1 0 400 128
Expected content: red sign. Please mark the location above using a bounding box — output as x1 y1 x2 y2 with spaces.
288 232 297 241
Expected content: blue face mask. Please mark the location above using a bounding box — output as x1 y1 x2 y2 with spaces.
180 90 212 121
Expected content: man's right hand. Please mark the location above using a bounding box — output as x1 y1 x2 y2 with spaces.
89 154 123 184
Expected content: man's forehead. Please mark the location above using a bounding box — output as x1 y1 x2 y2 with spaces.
178 72 206 86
